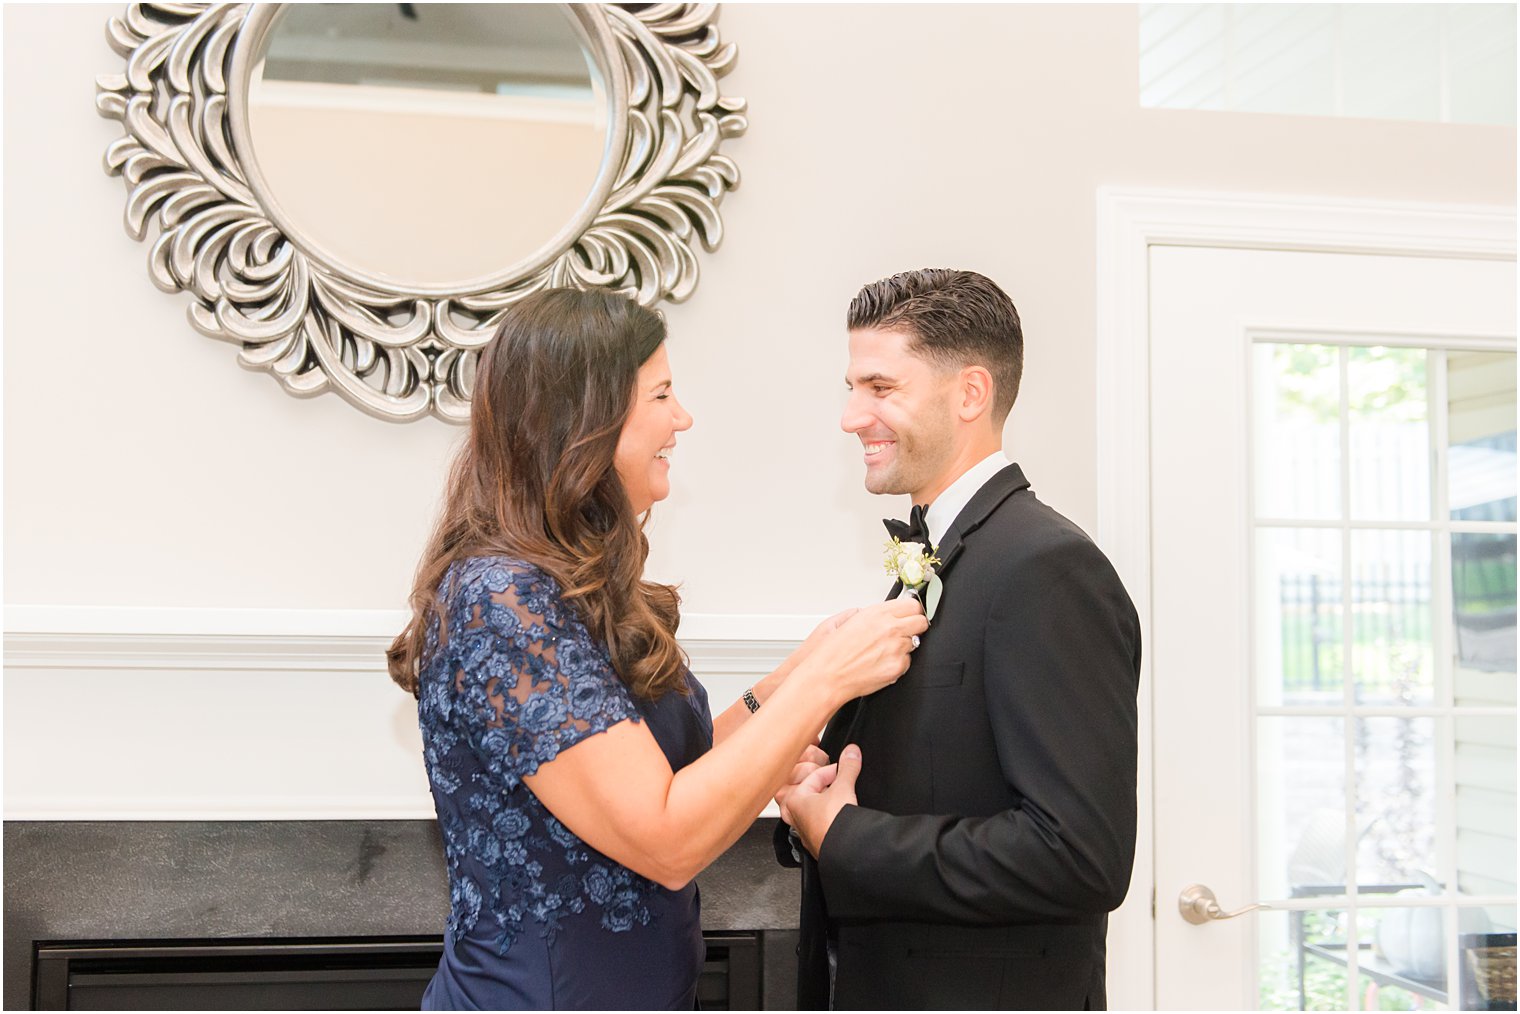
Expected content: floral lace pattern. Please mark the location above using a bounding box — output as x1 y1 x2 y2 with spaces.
418 556 656 956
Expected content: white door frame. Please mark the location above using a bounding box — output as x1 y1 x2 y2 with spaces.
1093 188 1516 1010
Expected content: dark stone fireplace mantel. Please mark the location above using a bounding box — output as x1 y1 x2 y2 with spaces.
3 818 798 1010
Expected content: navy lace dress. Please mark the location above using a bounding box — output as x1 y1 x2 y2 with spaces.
417 556 713 1010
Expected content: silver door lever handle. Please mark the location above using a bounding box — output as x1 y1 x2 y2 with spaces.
1178 883 1270 925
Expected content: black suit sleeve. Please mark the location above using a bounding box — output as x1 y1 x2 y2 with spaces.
816 536 1140 923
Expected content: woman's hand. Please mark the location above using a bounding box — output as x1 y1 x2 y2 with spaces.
526 602 919 891
798 597 927 705
722 609 860 731
775 743 829 824
796 608 860 661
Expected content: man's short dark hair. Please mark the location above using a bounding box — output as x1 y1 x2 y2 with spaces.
847 269 1023 422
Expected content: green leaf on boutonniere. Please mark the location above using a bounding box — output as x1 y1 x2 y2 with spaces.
925 572 943 622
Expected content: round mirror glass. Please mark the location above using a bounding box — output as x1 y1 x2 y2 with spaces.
247 3 608 289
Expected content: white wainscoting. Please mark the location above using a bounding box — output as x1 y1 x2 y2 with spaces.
3 607 814 820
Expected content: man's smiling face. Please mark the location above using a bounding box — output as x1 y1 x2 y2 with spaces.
841 326 958 501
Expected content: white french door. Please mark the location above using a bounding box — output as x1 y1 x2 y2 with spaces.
1149 245 1517 1010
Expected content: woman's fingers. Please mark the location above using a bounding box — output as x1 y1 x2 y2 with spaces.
899 609 929 635
797 762 839 793
827 607 860 631
777 757 834 824
780 749 832 802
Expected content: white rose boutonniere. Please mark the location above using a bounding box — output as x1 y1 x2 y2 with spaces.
884 537 944 621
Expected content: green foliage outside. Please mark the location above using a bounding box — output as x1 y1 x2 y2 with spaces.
1266 342 1518 700
1259 912 1435 1010
1272 345 1428 425
1276 604 1433 700
1257 343 1506 1011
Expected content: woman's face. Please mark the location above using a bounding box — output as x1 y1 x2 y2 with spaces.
614 344 693 513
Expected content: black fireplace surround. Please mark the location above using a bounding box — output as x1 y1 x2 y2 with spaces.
3 819 800 1010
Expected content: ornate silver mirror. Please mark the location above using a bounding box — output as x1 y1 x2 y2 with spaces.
97 4 746 422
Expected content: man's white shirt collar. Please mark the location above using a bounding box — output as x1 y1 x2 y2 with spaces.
924 452 1009 549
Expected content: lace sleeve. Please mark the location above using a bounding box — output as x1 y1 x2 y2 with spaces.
444 558 641 787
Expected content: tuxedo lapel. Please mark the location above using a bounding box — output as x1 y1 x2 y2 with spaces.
928 463 1030 584
821 697 861 757
826 466 1030 758
826 576 907 751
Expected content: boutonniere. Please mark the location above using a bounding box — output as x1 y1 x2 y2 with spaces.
884 537 943 621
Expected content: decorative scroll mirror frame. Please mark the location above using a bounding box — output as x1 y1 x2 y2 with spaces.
96 4 747 422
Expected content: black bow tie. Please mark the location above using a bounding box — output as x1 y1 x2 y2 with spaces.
883 503 930 544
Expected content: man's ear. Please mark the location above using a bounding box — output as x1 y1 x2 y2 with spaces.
958 365 995 423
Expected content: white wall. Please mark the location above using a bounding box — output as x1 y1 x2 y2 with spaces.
4 4 1513 813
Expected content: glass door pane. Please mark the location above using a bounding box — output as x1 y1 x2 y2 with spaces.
1253 339 1518 1010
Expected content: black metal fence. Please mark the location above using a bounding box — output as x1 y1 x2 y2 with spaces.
1277 539 1517 696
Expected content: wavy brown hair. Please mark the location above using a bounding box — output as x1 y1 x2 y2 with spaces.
387 288 686 700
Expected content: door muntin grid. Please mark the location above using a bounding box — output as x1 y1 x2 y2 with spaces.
1250 338 1517 1011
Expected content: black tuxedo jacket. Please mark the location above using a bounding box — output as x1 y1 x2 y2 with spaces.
776 464 1141 1010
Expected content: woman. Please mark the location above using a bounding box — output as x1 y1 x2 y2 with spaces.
387 288 925 1010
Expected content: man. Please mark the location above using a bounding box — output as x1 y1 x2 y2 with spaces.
777 269 1141 1010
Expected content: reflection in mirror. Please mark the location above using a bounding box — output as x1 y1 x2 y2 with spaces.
247 3 607 287
1447 351 1518 524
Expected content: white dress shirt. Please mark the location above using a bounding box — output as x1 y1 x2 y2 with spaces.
923 451 1010 549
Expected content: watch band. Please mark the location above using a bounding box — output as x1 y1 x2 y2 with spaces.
742 688 760 713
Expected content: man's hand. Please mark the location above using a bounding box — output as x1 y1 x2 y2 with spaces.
775 743 829 824
787 744 863 858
